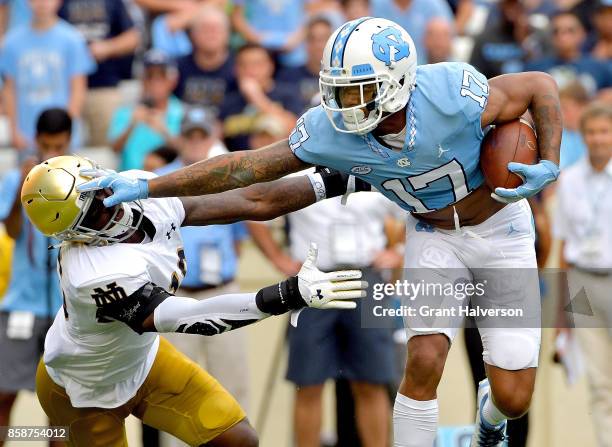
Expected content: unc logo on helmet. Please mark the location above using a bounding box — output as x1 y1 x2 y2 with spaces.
371 27 410 66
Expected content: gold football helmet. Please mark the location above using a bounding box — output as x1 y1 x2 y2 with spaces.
21 155 143 246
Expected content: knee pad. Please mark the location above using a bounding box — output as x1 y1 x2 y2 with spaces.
483 331 540 370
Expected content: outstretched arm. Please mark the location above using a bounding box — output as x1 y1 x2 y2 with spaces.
79 139 310 207
152 140 309 197
481 71 562 202
97 245 367 334
179 166 374 226
180 176 317 226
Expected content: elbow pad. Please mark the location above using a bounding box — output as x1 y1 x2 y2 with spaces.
97 282 172 334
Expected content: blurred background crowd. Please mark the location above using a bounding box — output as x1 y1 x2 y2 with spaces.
0 0 610 446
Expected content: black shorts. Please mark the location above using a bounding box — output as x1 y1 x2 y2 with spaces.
0 311 50 393
286 268 395 386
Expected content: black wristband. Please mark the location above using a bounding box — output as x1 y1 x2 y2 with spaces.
316 166 372 198
255 276 307 315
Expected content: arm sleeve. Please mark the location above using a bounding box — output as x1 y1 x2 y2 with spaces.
154 275 307 334
153 292 268 335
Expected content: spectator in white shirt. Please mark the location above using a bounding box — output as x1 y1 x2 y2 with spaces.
554 102 612 447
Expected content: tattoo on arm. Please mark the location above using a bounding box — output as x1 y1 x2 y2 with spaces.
181 176 316 226
530 92 562 165
149 139 310 198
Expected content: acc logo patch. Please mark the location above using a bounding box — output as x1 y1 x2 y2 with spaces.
351 165 372 175
371 27 410 66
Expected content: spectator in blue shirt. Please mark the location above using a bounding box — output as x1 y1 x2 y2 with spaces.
108 49 183 171
525 11 612 95
0 0 95 154
155 106 251 412
371 0 453 65
0 108 71 434
231 0 308 68
173 6 236 113
59 0 140 146
277 16 333 110
220 43 304 151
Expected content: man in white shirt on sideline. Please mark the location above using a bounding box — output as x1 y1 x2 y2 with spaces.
554 102 612 447
247 114 405 447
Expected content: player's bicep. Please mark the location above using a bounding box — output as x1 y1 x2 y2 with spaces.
259 138 312 173
481 73 538 127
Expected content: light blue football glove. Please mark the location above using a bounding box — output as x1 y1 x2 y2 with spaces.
77 170 149 207
491 160 559 204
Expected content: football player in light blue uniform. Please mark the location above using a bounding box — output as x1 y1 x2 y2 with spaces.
80 17 562 447
289 61 488 214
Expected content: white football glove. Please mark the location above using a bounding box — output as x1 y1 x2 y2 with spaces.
297 243 367 310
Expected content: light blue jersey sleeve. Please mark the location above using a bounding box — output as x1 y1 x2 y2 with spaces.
288 106 354 172
421 62 489 140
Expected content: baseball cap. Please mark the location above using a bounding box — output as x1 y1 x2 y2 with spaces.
143 49 174 68
181 107 215 135
252 114 286 137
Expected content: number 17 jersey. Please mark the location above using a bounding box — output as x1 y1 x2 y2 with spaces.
289 62 490 213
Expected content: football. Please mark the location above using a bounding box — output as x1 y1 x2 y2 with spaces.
480 118 539 190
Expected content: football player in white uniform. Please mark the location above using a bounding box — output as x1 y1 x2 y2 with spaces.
22 155 368 447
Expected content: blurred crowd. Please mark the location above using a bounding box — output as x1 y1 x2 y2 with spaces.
0 0 610 446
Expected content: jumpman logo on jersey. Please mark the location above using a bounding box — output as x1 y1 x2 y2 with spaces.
507 222 520 236
437 144 450 158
